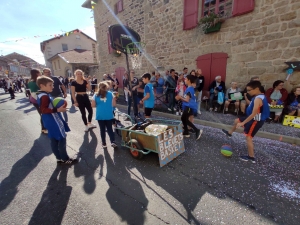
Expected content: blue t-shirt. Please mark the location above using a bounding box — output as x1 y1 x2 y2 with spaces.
246 94 270 121
156 78 164 94
144 83 155 108
93 91 114 120
182 86 197 111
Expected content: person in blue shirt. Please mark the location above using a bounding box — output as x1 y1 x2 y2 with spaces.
222 81 270 164
176 75 203 140
92 82 117 148
140 73 155 118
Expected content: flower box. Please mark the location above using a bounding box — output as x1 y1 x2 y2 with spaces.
204 22 222 34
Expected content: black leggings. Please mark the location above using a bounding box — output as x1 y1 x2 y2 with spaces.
76 94 93 125
181 107 198 132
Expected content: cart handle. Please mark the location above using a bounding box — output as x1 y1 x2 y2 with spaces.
115 110 134 124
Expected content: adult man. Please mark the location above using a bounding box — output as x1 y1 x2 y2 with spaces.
195 69 205 114
165 69 177 111
5 77 15 99
43 68 68 123
91 75 97 94
183 67 189 78
126 71 140 118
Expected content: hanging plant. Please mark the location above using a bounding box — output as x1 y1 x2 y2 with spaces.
198 12 225 34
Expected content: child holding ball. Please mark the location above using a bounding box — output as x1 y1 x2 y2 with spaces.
176 75 203 140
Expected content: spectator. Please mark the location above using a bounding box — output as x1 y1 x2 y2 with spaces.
111 73 119 92
208 76 226 112
286 86 300 116
155 72 164 106
265 80 288 122
240 76 260 114
165 69 177 111
224 81 242 113
175 73 186 115
183 67 188 78
195 69 205 115
123 71 130 103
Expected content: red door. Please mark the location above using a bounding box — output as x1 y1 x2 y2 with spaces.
115 67 125 88
196 52 228 91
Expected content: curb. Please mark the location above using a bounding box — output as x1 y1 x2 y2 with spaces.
116 104 300 146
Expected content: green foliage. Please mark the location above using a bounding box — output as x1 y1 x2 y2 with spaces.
198 12 224 31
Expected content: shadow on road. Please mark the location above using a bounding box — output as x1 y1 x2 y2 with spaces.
0 134 51 212
28 166 72 225
104 148 148 225
74 130 103 194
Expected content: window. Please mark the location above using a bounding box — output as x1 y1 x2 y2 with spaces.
114 0 123 14
202 0 254 17
76 45 81 49
76 35 80 39
183 0 199 30
62 44 68 51
54 62 57 70
58 60 61 70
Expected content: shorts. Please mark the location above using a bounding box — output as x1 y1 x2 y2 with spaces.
239 116 264 138
144 107 153 117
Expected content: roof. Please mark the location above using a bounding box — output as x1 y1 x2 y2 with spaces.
48 49 97 64
40 29 96 52
82 0 98 9
3 52 38 64
0 56 13 63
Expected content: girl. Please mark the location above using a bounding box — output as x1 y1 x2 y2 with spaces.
92 82 117 148
175 73 186 115
28 69 47 134
71 69 96 132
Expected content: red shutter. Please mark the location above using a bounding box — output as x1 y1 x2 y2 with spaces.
118 0 123 12
196 53 212 91
232 0 255 17
107 32 113 54
115 67 126 88
183 0 199 30
210 53 228 84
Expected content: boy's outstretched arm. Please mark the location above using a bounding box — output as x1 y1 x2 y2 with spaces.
236 98 263 128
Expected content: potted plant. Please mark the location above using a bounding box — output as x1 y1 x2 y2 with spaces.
198 12 224 34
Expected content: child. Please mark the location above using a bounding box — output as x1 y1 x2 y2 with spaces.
222 81 270 163
175 73 186 116
36 76 77 164
91 82 117 148
140 73 155 118
176 75 203 140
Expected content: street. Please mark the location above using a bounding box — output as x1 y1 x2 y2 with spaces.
0 92 299 225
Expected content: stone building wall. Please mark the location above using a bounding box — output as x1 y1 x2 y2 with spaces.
93 0 300 90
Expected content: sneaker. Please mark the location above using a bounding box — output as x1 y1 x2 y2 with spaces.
176 112 179 116
167 108 172 111
183 131 190 137
240 155 256 164
197 110 201 115
234 109 238 113
209 108 213 112
102 143 107 148
85 126 89 132
225 108 228 112
180 112 183 115
188 129 195 133
124 117 131 121
221 129 232 138
195 129 203 140
88 123 97 128
59 158 78 165
173 107 177 111
214 107 218 112
41 130 48 134
111 142 117 148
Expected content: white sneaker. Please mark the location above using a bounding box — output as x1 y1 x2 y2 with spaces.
176 112 179 116
167 108 172 111
214 107 218 112
234 109 238 113
197 110 201 115
85 126 89 132
88 123 97 128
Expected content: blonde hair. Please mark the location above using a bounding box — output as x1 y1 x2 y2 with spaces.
97 82 108 98
74 69 84 81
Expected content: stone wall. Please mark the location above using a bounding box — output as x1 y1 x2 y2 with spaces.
94 0 300 90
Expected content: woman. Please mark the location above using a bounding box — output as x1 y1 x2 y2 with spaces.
195 69 205 115
71 69 96 132
155 73 164 106
208 76 226 112
265 80 288 122
28 69 47 133
224 81 242 113
286 86 300 116
91 82 117 148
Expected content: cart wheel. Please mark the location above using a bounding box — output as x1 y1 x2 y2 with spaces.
129 139 143 159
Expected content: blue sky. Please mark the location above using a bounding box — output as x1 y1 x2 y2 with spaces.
0 0 96 64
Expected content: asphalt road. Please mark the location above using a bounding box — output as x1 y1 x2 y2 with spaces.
0 92 299 225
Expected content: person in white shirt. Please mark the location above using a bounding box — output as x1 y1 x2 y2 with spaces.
224 81 242 113
5 77 15 99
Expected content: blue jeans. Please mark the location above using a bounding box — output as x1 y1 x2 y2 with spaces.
51 94 68 123
50 138 69 160
98 120 115 144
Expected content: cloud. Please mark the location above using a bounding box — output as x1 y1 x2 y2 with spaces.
80 25 96 40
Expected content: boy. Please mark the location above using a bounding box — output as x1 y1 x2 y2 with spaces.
176 75 203 140
140 73 155 118
222 81 270 163
36 76 77 164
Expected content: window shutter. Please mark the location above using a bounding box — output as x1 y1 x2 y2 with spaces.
183 0 199 30
107 32 113 54
118 0 123 12
210 53 228 83
232 0 255 17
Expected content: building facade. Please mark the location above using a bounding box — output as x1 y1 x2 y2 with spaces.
84 0 300 90
40 29 97 73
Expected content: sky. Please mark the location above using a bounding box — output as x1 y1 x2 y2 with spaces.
0 0 96 65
